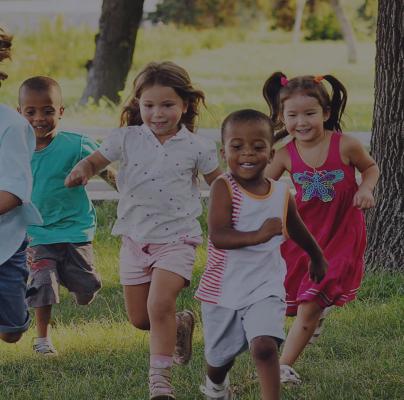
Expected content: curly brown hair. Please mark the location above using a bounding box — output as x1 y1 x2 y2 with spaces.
120 61 205 132
0 27 12 84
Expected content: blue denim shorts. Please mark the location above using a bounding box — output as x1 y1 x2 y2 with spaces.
0 239 30 334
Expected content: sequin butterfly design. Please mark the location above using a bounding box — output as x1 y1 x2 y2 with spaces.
293 169 344 202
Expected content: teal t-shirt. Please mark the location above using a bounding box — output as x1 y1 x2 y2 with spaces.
28 131 98 246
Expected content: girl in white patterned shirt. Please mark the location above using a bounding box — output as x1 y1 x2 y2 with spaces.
65 62 221 400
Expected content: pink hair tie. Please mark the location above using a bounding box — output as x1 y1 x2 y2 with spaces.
280 76 289 87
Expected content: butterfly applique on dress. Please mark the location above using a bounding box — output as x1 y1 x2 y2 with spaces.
293 169 344 202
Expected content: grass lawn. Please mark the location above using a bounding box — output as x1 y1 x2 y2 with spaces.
0 202 402 400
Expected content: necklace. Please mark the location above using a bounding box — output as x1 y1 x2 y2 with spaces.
295 133 329 173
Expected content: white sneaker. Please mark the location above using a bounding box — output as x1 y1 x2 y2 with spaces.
280 364 301 385
33 337 58 356
200 375 233 400
308 306 334 344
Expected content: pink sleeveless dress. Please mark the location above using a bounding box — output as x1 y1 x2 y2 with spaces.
282 132 366 316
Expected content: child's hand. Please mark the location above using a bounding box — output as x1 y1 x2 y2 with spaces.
309 256 327 283
256 217 283 243
353 186 375 209
64 161 92 187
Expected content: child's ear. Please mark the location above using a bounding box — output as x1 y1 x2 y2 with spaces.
323 107 331 122
59 106 65 118
17 106 21 114
182 101 188 115
220 146 226 161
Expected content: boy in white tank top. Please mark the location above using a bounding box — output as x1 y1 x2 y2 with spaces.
196 109 328 400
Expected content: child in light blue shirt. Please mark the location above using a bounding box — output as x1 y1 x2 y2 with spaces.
0 28 42 344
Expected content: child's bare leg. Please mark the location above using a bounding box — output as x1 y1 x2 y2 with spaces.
124 283 150 330
280 301 323 366
147 268 184 356
207 360 234 384
251 336 280 400
35 305 52 337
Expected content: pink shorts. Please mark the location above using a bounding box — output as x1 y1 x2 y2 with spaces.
119 236 203 286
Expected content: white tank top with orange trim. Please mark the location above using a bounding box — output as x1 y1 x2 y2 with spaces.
195 173 289 309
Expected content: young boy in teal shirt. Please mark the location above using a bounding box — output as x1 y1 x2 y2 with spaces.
18 76 115 355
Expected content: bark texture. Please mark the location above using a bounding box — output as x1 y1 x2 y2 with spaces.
80 0 145 105
365 0 404 271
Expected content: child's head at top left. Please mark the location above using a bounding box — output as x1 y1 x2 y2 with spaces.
221 109 274 182
120 61 205 139
0 27 12 86
18 76 64 142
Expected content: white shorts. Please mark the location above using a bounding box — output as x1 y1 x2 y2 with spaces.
201 296 286 367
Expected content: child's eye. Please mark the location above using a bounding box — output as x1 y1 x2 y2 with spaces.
231 145 241 150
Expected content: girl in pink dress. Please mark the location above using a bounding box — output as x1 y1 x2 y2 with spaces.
263 72 379 384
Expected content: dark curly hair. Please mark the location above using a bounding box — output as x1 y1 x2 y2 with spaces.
0 27 12 85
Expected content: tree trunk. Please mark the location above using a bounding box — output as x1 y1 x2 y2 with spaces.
292 0 307 44
365 0 404 271
80 0 145 105
329 0 357 63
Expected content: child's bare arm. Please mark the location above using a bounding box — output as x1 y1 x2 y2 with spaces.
286 195 327 283
342 135 380 209
265 147 290 180
209 178 282 249
97 166 118 191
0 191 21 215
203 167 222 186
65 151 110 187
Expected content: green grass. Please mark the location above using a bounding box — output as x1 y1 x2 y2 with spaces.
0 202 403 399
1 23 375 133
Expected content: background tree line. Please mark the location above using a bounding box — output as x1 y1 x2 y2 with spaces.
148 0 377 40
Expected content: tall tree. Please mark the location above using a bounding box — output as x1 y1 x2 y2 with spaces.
365 0 403 270
80 0 145 105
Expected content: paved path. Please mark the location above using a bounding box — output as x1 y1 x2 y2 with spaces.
77 127 369 201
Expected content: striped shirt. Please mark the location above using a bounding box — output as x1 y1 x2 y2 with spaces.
195 173 289 309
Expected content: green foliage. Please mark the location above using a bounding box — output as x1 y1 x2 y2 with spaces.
357 0 377 34
304 13 343 41
11 16 94 80
271 0 296 31
148 0 268 28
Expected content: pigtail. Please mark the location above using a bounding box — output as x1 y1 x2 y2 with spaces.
322 74 347 132
263 72 285 128
263 72 289 143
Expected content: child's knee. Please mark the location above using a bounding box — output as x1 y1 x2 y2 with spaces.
74 291 96 305
128 314 150 330
0 331 23 343
250 336 279 362
147 297 175 321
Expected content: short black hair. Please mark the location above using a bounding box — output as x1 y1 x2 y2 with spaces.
221 109 273 144
19 76 62 104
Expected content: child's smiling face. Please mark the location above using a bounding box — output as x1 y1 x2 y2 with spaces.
18 87 64 146
138 84 187 142
222 120 273 183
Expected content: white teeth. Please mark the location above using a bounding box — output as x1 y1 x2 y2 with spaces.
240 163 255 168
